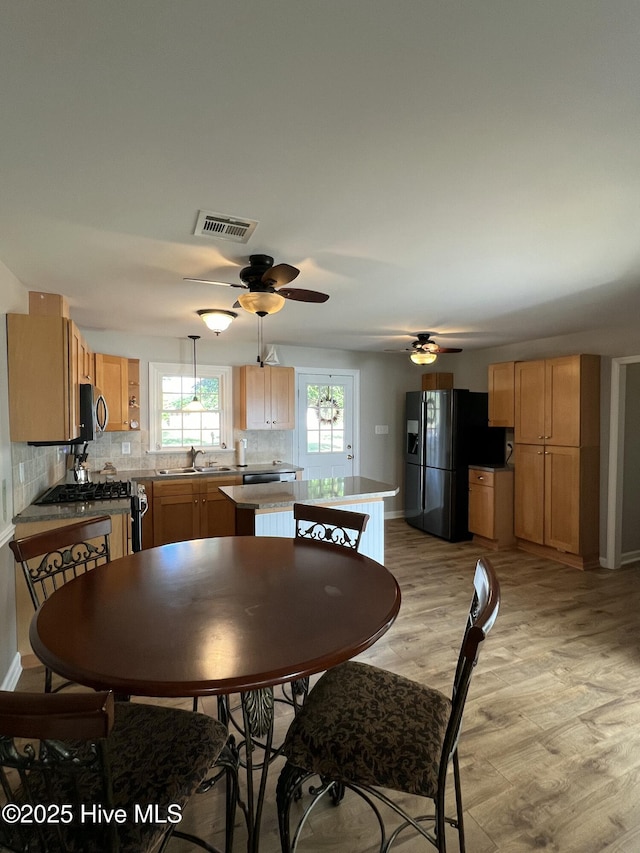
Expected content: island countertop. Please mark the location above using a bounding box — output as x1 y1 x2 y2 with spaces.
219 476 398 510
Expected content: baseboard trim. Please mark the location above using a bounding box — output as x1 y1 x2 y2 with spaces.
1 653 22 692
384 510 405 520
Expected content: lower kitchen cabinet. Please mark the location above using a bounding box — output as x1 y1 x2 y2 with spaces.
468 467 514 550
150 476 242 546
514 444 600 569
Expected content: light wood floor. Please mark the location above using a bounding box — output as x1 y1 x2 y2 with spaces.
16 519 640 852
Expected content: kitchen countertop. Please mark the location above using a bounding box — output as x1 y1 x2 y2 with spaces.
219 476 398 510
13 462 303 525
127 462 303 482
468 464 514 472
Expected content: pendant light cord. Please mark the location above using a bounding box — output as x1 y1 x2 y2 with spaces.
189 335 200 399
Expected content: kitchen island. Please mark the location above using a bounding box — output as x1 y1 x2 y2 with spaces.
220 476 398 562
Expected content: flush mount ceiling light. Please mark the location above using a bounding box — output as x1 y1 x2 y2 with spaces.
197 309 237 334
410 351 438 365
237 291 286 317
183 335 205 411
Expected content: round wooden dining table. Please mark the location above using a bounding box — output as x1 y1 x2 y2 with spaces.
30 535 401 852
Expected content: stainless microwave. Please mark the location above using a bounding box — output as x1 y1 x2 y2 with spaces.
79 383 109 440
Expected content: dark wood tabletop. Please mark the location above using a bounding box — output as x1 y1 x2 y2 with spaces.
30 536 401 698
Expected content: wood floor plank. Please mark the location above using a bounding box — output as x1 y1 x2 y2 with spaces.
13 520 640 851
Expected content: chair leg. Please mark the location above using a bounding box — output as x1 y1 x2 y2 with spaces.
452 749 465 853
276 762 312 853
435 776 447 853
44 666 52 693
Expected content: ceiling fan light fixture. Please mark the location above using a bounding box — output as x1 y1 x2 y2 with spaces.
238 291 285 316
410 350 438 365
197 309 237 334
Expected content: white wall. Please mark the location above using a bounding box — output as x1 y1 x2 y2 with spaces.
0 262 28 687
84 330 420 513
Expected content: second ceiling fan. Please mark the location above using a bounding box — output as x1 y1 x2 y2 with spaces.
184 254 330 316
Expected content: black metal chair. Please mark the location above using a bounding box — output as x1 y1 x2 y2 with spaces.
293 503 369 550
9 516 112 694
276 556 501 853
283 504 370 710
0 689 237 853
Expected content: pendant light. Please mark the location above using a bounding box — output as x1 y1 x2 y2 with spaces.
184 335 205 411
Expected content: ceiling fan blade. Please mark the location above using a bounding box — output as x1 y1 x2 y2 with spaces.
431 346 463 353
183 277 246 289
278 288 329 304
263 264 300 287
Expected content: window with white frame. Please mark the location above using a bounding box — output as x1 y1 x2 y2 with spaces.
149 362 233 451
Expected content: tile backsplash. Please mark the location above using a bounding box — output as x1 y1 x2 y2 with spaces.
12 429 295 513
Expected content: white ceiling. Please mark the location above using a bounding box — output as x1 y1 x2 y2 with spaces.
2 1 640 354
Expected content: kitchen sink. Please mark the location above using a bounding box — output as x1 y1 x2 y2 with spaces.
155 466 232 476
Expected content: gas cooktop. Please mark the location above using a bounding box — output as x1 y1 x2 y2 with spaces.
35 481 132 505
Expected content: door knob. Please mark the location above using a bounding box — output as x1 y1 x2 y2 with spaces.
347 454 354 460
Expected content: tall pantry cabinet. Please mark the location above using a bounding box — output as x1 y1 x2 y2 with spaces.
513 354 600 569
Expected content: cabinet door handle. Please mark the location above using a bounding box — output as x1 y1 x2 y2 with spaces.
544 435 551 439
538 435 544 439
537 451 543 455
477 476 484 480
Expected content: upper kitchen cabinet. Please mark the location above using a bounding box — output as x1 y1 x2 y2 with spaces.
488 362 515 427
514 355 600 447
95 355 140 431
7 314 89 443
236 365 295 430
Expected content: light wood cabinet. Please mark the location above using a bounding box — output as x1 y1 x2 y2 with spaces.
127 358 140 430
514 444 600 567
236 365 295 430
7 314 89 443
468 467 514 549
151 475 242 546
515 355 600 446
95 354 130 431
513 354 600 569
488 362 515 427
422 372 454 391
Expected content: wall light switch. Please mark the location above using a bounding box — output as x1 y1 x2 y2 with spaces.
375 425 389 435
122 442 131 455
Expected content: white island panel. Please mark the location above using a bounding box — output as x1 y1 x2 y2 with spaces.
254 500 385 562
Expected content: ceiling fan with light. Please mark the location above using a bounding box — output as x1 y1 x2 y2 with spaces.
184 254 330 317
388 332 463 365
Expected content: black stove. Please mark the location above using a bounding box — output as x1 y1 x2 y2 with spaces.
35 481 132 505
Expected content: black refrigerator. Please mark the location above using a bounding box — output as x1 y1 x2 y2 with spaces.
404 390 505 541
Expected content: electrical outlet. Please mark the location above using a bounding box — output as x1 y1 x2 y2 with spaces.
122 442 131 455
375 425 389 435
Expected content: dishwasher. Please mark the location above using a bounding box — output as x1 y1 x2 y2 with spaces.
242 472 297 484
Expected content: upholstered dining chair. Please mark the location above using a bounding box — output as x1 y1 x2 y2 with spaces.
9 516 112 694
276 556 500 853
0 689 237 853
284 503 370 711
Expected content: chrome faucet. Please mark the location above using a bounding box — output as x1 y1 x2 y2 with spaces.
190 446 205 467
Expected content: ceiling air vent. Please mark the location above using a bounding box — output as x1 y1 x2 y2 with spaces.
193 210 258 243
